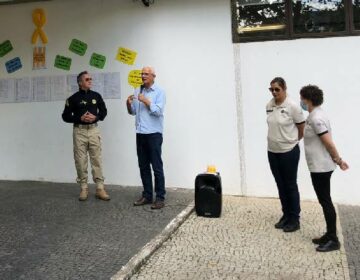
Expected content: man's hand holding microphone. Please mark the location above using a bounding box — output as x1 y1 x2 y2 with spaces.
126 90 151 115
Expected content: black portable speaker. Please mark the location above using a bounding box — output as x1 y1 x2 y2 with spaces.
195 172 222 217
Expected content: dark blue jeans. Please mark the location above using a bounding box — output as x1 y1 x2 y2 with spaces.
268 144 301 222
136 133 165 201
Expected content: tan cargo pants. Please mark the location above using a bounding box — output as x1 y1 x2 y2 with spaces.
73 124 104 187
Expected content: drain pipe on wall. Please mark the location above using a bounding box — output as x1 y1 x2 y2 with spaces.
233 43 247 196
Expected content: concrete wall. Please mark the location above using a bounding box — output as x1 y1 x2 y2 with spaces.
236 38 359 205
0 0 358 204
0 0 242 194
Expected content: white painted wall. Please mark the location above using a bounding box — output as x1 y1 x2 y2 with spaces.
0 0 358 205
0 0 241 194
237 37 360 205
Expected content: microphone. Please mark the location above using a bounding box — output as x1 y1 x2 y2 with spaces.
137 84 144 101
137 85 144 112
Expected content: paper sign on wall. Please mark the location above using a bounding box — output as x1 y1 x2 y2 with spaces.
33 46 46 70
128 70 143 88
69 39 87 56
0 40 13 57
90 53 106 69
5 57 22 74
116 47 137 65
54 55 72 71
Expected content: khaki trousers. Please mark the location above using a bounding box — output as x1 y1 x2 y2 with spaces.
73 126 104 186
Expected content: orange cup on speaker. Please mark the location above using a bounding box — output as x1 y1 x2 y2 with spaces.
207 165 216 173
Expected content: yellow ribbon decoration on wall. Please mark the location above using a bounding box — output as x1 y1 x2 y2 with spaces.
31 8 48 44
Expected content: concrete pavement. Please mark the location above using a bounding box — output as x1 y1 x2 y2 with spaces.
1 181 359 280
339 205 360 280
131 196 357 280
0 181 193 280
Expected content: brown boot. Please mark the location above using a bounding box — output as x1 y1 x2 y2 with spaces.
79 188 89 201
95 188 110 201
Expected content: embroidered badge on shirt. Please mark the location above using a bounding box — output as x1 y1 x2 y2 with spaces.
280 109 290 117
92 99 97 104
80 100 87 105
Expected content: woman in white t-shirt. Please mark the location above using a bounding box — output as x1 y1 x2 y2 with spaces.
267 77 305 233
300 85 349 253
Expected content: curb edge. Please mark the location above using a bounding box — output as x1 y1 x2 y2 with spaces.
111 201 195 280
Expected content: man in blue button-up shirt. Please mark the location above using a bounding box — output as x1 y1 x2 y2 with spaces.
126 66 166 209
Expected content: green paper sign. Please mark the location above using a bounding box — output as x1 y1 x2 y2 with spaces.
90 53 106 69
54 55 72 71
69 39 87 56
0 40 13 57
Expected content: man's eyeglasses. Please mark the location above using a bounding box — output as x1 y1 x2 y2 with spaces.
85 78 93 82
269 87 281 93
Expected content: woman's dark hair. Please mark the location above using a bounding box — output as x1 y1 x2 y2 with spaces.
300 85 323 106
270 77 286 90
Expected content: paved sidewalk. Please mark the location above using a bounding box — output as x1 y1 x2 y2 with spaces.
0 181 193 280
339 205 360 280
132 196 351 280
1 181 359 280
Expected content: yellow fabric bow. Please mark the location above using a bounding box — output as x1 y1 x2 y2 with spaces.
31 8 48 44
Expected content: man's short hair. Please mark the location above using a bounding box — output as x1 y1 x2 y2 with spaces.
77 71 88 85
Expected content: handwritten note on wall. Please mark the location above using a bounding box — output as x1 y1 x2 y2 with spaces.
5 57 22 74
116 47 137 65
69 39 88 56
90 53 106 69
54 55 72 71
0 40 13 57
128 70 143 88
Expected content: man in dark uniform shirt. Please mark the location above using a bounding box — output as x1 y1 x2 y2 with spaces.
62 71 110 201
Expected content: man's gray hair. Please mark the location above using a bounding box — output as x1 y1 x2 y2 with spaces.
143 66 156 76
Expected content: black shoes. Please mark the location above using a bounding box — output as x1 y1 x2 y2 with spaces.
274 216 288 229
312 234 340 252
283 221 300 232
316 240 340 252
133 197 152 206
275 216 300 232
312 234 330 245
